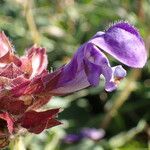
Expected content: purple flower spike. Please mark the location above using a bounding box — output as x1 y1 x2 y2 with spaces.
47 21 146 94
81 128 105 141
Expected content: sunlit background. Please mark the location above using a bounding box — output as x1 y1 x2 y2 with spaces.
1 0 150 149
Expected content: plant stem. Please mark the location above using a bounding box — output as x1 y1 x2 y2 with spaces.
24 0 41 45
9 136 26 150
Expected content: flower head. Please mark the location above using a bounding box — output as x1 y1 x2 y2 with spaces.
0 32 61 148
0 22 147 148
46 21 147 94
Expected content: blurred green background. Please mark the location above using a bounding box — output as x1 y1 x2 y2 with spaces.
0 0 150 149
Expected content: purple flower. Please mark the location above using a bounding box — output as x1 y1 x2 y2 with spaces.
44 21 147 94
81 128 105 141
62 134 82 144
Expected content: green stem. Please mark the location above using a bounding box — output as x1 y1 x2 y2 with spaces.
23 0 41 45
9 136 26 150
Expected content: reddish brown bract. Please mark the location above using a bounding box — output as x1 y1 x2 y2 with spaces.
0 32 60 148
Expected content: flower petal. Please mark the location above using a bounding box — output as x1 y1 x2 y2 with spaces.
28 47 48 78
0 32 21 66
0 32 13 60
11 80 31 97
27 95 52 111
0 112 14 134
91 22 147 68
46 43 126 94
0 63 23 79
19 109 60 134
0 98 28 115
46 49 90 95
104 65 126 92
83 43 126 92
20 57 32 78
22 46 48 79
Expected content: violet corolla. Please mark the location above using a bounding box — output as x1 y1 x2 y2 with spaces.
0 22 147 148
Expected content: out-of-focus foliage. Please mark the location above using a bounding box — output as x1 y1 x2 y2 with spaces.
0 0 150 150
